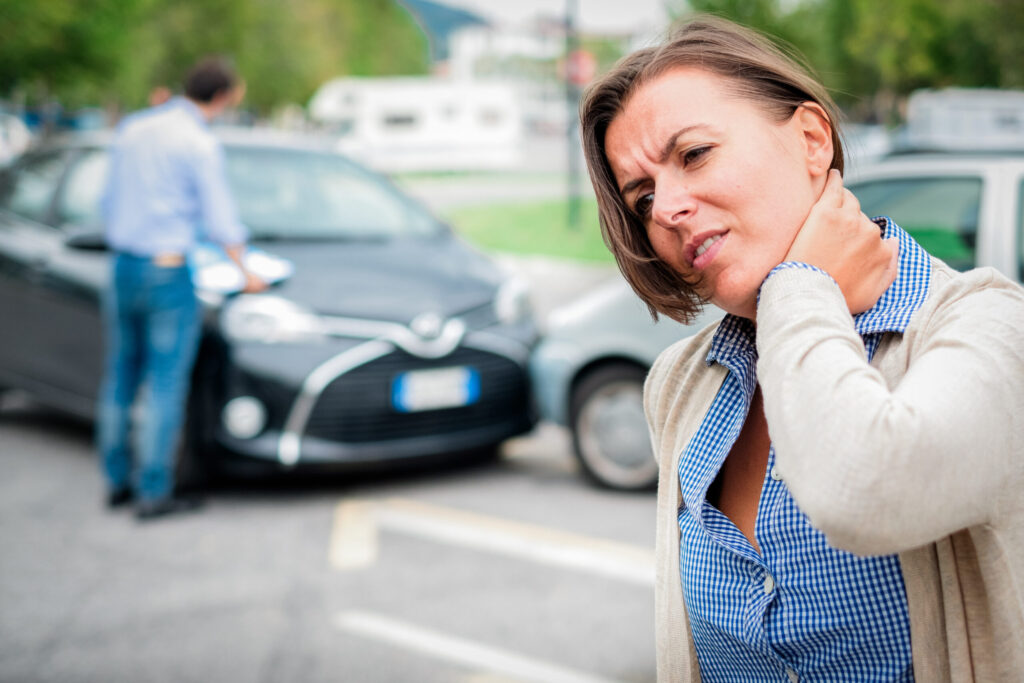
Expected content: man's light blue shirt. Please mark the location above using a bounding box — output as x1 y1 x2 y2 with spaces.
102 97 247 256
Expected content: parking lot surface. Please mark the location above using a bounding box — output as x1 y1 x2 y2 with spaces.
0 397 656 683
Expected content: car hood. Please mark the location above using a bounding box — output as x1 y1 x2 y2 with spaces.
252 232 504 324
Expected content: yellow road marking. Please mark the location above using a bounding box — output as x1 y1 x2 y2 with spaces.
329 497 654 584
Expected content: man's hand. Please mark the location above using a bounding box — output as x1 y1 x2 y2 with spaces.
785 169 899 315
241 270 268 294
224 243 269 294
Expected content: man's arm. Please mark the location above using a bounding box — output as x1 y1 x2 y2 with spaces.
192 140 265 293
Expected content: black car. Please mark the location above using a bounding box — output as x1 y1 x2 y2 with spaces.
0 129 537 484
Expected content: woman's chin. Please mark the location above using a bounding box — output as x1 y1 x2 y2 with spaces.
709 289 758 320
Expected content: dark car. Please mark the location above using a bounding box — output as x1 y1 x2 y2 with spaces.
0 129 537 484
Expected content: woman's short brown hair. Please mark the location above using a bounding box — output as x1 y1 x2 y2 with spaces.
580 16 844 323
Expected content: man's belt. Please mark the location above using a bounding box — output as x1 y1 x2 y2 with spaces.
152 253 186 267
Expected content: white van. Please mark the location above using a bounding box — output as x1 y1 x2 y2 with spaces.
308 77 524 173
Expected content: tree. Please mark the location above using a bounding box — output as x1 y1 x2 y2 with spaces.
0 0 147 108
670 0 1024 123
0 0 431 115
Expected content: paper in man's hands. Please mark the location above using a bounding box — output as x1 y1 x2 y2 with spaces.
189 243 293 294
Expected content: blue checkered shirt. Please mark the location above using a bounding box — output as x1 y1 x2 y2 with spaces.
679 218 931 682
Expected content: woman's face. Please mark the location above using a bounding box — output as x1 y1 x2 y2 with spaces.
605 67 829 319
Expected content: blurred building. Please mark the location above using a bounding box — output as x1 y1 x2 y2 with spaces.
308 0 660 173
897 88 1024 152
309 77 524 172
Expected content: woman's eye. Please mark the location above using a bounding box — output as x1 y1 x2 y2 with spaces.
683 146 710 165
634 193 654 217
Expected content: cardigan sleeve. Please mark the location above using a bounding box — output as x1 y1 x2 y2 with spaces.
755 266 1024 556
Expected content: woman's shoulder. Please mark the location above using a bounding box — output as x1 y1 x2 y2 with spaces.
921 259 1024 325
906 259 1024 356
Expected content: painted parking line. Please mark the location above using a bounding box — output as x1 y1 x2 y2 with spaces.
329 497 654 585
335 610 621 683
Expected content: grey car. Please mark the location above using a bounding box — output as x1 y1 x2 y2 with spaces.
530 279 721 490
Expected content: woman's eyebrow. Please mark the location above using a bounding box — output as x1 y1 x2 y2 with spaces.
618 124 712 194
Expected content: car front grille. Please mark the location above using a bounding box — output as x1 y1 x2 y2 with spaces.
304 346 529 443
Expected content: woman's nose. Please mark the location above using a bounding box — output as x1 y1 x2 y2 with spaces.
651 179 696 229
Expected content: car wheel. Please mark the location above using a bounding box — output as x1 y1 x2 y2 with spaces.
174 413 211 493
569 363 656 491
174 384 219 493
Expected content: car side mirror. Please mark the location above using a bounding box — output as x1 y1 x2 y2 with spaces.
65 231 108 251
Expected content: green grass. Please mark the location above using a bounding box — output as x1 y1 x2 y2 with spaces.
442 198 615 263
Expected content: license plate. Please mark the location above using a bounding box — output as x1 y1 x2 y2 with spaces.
392 366 480 413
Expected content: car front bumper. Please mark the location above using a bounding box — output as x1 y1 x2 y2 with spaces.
206 327 537 470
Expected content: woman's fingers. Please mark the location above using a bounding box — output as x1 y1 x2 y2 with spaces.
841 187 860 213
822 168 844 207
783 171 897 315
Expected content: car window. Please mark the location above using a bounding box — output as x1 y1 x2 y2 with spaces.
0 151 68 223
58 149 109 228
850 176 982 271
224 147 441 240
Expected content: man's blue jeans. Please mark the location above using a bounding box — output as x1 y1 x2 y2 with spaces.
97 254 201 502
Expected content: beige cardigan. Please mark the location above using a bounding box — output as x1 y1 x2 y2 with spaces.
645 260 1024 682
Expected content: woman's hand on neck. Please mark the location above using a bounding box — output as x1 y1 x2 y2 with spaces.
783 169 899 316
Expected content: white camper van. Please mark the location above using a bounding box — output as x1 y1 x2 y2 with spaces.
896 88 1024 152
309 77 524 173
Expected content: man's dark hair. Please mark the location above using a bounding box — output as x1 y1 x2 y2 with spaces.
184 57 238 103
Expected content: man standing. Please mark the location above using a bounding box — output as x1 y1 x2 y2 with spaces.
98 57 265 521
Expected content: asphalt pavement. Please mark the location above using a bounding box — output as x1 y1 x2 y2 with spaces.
0 397 656 683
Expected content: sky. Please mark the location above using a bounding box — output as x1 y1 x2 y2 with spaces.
438 0 672 35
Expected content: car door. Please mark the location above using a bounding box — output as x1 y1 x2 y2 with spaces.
849 173 984 272
0 149 76 401
38 147 112 410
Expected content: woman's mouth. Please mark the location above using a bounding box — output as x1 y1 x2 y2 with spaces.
690 232 727 269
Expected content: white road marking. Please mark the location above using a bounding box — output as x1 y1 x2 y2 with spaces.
329 497 654 585
335 611 621 683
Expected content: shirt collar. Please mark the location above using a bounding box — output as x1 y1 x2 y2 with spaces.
172 96 209 129
706 217 931 368
853 217 932 336
707 314 752 364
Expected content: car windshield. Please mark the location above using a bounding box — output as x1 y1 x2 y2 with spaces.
224 147 442 240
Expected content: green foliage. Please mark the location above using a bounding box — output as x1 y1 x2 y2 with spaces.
0 0 430 113
444 197 614 263
0 0 147 106
671 0 1024 122
580 36 632 76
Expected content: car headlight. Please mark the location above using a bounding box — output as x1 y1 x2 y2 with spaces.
494 277 532 325
221 295 327 344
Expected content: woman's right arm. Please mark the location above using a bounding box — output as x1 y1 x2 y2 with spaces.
756 169 1024 556
757 261 1024 557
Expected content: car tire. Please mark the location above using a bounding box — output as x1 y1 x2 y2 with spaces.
174 413 212 493
569 363 657 491
174 381 219 493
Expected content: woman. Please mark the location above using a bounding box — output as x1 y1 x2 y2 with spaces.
580 16 1024 682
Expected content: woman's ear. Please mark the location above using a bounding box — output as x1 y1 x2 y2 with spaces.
794 102 834 178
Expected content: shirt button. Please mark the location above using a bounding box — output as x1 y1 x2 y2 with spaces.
770 465 782 481
763 574 775 594
786 667 799 682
